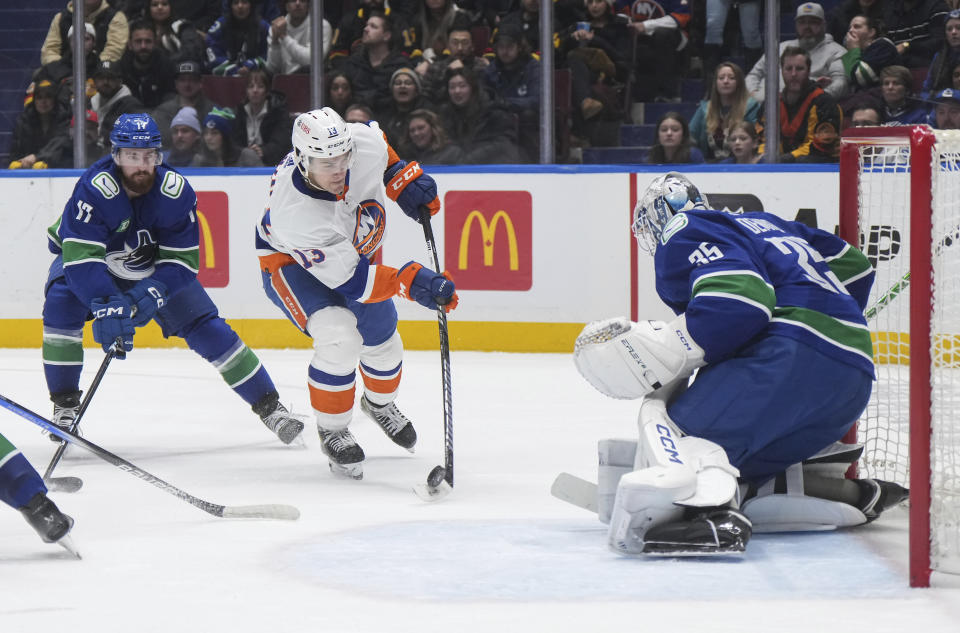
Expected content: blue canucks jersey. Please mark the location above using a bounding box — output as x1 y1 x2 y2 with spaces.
654 209 875 377
46 155 200 307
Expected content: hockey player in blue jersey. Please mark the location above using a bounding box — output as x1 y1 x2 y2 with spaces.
1 431 77 555
42 113 304 445
573 172 907 556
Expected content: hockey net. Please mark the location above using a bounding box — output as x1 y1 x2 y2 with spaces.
839 126 960 587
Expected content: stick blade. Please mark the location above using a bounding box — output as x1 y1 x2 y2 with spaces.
550 472 599 513
220 504 301 520
414 479 452 502
46 476 84 494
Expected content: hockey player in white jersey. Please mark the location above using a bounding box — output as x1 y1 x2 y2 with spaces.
571 172 907 556
256 107 458 479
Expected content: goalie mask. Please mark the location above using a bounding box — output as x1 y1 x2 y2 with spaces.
633 172 709 254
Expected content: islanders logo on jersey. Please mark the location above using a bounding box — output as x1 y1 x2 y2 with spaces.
105 229 158 279
353 199 386 257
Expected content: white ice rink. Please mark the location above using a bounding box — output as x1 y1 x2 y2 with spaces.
1 348 959 632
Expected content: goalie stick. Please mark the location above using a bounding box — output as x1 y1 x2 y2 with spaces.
551 472 599 514
44 338 125 494
413 205 454 502
0 394 300 521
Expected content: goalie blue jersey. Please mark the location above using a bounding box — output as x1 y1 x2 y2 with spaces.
46 155 200 307
653 208 875 378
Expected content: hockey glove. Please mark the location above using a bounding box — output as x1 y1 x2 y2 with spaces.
397 262 459 313
90 296 135 353
123 278 168 327
384 160 440 222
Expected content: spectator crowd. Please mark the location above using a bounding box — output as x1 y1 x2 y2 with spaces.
7 0 960 169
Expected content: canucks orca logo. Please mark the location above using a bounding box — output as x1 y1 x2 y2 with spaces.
105 229 158 279
353 200 386 257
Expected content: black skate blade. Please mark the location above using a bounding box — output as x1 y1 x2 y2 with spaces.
641 541 747 557
414 479 452 502
46 476 84 493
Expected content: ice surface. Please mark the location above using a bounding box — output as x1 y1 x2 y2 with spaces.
1 349 959 633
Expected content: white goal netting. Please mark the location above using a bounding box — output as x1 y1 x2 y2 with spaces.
852 129 960 576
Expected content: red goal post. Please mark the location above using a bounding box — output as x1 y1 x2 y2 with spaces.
839 125 960 587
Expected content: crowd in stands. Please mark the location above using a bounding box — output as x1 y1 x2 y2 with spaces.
7 0 960 170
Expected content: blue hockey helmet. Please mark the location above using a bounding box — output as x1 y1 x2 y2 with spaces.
110 113 162 150
633 172 709 254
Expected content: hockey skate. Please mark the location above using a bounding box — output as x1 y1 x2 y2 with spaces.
856 479 909 522
359 395 417 452
641 507 753 556
318 426 365 480
252 392 305 445
49 390 81 443
20 492 80 558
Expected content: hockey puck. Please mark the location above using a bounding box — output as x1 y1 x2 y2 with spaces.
427 465 446 488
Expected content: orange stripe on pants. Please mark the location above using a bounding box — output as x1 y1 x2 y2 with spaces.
360 368 402 395
270 268 309 331
309 384 356 414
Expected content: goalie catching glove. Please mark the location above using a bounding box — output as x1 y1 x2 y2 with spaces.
397 262 458 312
384 160 440 222
573 315 705 399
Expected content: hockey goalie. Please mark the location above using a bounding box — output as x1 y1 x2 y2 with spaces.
570 172 907 556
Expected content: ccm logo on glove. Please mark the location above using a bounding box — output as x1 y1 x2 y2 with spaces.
93 305 126 319
388 162 422 193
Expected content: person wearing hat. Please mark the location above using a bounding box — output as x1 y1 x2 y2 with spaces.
204 0 270 76
932 87 960 129
8 80 72 169
41 0 129 66
164 105 202 166
483 23 541 162
150 59 218 148
91 58 145 152
194 106 262 167
746 3 849 103
376 67 430 149
32 22 101 109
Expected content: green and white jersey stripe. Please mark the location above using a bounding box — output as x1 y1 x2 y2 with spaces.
771 306 874 363
157 245 200 274
691 269 776 317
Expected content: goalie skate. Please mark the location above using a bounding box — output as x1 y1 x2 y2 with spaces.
640 507 752 556
857 479 909 522
318 426 365 480
359 395 417 451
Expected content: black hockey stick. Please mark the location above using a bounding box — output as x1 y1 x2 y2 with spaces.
0 394 299 521
414 205 454 501
43 338 125 492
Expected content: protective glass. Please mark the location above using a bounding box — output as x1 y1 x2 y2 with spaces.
113 148 162 167
307 150 352 174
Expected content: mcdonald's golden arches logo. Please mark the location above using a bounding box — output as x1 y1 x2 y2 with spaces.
444 191 532 290
196 191 229 288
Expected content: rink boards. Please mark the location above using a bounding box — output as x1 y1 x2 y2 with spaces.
0 165 845 352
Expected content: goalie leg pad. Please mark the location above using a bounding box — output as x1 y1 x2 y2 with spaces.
741 463 868 532
598 438 638 524
607 466 693 555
